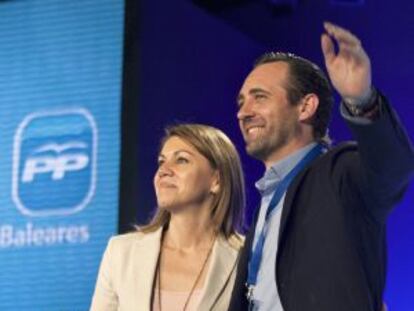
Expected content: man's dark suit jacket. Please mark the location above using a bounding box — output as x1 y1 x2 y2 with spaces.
229 95 414 311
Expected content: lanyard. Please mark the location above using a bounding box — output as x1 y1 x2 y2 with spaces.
246 144 324 302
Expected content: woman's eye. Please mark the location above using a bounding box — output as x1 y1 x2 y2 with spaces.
157 159 164 167
176 157 189 164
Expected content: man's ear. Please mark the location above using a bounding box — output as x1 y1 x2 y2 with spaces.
210 171 220 194
298 93 319 122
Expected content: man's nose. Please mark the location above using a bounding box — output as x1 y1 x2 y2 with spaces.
237 98 255 120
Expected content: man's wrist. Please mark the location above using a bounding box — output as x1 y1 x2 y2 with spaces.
343 87 379 117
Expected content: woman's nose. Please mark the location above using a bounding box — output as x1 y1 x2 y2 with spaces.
157 162 173 177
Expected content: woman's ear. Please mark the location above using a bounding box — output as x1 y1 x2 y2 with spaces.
210 171 220 194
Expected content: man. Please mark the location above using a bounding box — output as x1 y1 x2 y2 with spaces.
229 22 414 311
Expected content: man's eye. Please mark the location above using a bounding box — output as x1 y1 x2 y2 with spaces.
157 159 165 167
255 94 266 100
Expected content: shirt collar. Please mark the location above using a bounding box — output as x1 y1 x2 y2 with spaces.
255 143 318 195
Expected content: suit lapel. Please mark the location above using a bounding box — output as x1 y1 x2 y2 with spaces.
198 235 240 311
131 227 162 310
277 145 326 248
278 160 314 249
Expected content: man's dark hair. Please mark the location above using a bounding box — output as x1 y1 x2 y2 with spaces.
255 52 334 145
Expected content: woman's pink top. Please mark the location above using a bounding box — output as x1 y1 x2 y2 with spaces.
152 288 203 311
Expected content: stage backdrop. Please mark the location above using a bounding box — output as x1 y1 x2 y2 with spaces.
0 0 124 310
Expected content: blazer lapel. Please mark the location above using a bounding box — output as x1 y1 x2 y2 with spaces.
131 227 162 311
278 148 327 247
278 161 315 249
198 235 240 311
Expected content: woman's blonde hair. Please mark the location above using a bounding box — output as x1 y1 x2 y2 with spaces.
140 123 245 238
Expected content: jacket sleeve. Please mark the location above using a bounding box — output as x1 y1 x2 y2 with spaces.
228 225 257 311
90 237 119 311
343 91 414 222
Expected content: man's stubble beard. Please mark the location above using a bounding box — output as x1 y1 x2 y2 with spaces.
245 126 291 163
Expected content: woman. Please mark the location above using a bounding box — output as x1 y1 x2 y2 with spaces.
90 124 245 311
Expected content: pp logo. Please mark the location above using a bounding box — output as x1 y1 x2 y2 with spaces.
12 109 98 216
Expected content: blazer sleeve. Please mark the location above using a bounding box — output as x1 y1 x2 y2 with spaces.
90 237 119 311
343 92 414 222
228 224 257 311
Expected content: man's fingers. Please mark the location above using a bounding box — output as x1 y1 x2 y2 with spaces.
337 44 368 63
323 21 361 47
322 22 367 62
321 33 335 64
